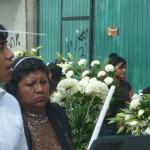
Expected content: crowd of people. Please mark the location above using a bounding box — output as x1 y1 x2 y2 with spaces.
0 24 149 150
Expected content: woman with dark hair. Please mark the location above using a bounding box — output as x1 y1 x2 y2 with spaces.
100 54 133 136
5 56 73 150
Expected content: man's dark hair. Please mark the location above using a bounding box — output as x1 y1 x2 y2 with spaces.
0 24 8 41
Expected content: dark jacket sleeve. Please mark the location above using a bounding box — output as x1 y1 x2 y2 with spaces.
46 102 73 150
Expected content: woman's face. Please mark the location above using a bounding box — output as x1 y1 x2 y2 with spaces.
17 70 49 113
115 62 126 79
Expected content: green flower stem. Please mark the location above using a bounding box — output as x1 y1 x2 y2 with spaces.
85 95 96 119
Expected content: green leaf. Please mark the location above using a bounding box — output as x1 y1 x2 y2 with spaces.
68 52 75 61
116 126 125 134
126 128 131 134
135 129 141 135
108 120 116 124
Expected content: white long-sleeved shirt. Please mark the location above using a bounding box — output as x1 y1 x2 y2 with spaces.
0 88 28 150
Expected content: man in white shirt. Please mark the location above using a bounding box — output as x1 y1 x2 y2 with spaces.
0 24 28 150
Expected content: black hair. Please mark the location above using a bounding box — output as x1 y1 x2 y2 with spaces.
108 53 126 68
47 60 63 90
0 24 8 41
109 53 118 59
5 57 50 98
142 86 150 94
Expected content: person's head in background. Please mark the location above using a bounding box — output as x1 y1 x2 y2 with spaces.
47 59 63 90
109 53 126 81
142 86 150 94
5 57 51 113
0 24 14 83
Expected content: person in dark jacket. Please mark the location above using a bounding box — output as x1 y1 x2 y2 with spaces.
100 54 133 136
5 56 73 150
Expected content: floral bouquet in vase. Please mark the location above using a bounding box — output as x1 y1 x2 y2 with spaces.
50 53 115 150
108 92 150 135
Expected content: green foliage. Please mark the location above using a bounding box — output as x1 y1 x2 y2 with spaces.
108 94 150 135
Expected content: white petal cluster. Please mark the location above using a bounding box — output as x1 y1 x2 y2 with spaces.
104 77 113 85
50 92 65 105
143 127 150 135
57 78 79 97
31 48 37 53
91 60 100 67
83 78 109 100
66 71 74 78
130 99 140 110
82 70 90 78
105 64 114 72
78 77 90 93
138 109 144 117
97 71 106 78
78 59 87 66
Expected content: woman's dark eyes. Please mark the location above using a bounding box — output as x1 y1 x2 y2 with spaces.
26 83 34 87
25 80 48 86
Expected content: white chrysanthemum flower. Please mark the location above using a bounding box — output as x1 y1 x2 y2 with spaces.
104 77 113 85
50 92 65 105
84 78 109 100
143 127 150 135
78 78 89 93
89 77 97 83
82 70 90 78
78 59 87 66
66 71 74 78
130 99 140 110
14 51 20 58
57 78 79 97
105 64 115 72
91 60 100 67
31 48 37 53
81 76 90 82
138 109 144 117
97 71 106 78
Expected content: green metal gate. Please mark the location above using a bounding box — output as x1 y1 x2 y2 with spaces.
39 0 150 92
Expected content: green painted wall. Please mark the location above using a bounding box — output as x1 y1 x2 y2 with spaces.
94 0 150 92
39 0 150 92
39 0 91 63
39 0 61 63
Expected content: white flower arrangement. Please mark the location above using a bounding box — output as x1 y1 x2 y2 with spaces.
50 52 115 149
13 46 43 59
108 92 150 135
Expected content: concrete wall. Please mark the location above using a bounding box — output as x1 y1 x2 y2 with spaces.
0 0 38 52
0 0 26 52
